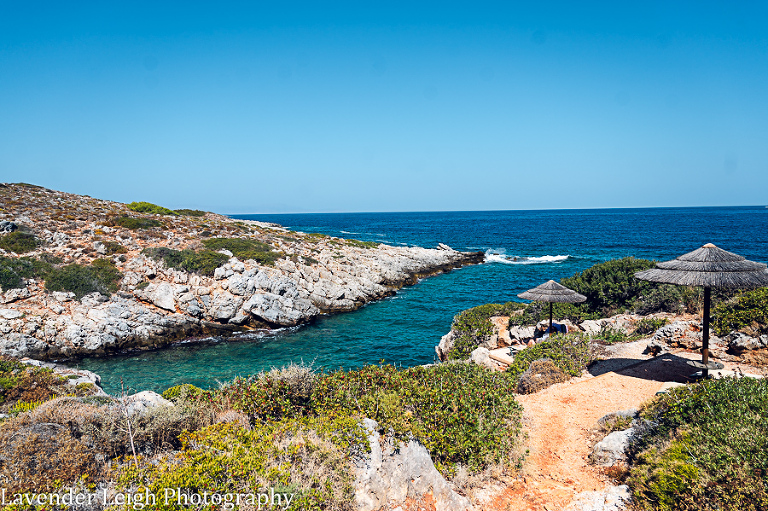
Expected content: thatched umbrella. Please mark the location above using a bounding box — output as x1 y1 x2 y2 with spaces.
518 280 587 332
635 243 768 377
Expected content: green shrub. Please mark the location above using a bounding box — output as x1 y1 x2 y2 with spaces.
447 302 523 360
202 237 282 266
345 239 379 249
561 257 656 315
175 208 207 217
101 240 127 254
45 259 122 299
142 247 229 276
629 377 768 510
634 317 669 335
713 287 768 336
127 201 179 216
0 232 38 254
592 325 634 344
161 383 203 402
111 216 164 230
114 415 365 511
504 334 593 381
0 256 52 290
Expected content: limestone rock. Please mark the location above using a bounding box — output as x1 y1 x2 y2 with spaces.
355 419 472 511
125 391 174 416
3 287 31 303
727 332 768 353
435 330 455 361
509 325 535 342
470 347 496 370
591 429 634 467
565 485 631 511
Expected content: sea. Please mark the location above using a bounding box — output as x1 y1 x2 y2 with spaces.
78 206 768 394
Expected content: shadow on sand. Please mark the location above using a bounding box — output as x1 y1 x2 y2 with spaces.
588 352 698 384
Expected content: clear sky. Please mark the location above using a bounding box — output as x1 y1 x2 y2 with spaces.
1 1 767 213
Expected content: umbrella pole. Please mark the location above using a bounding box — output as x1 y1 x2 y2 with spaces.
702 286 711 378
549 302 553 332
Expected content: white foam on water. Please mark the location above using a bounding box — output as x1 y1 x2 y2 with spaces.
484 250 570 265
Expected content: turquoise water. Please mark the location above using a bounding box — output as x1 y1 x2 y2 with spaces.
78 207 768 394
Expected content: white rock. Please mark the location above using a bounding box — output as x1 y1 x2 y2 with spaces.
125 391 174 416
591 429 634 467
0 309 23 320
566 485 631 511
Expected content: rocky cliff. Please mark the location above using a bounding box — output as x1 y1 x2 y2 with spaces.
0 183 483 359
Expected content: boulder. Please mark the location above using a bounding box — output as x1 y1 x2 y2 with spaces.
516 359 570 394
470 347 496 370
435 330 455 361
591 429 634 467
354 419 472 511
580 319 604 336
727 332 768 353
125 391 174 416
0 309 23 320
3 287 31 303
509 325 535 342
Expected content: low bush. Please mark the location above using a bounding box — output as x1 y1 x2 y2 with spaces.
114 415 365 511
161 383 203 402
101 240 127 254
0 255 51 290
202 237 282 266
312 363 524 476
345 239 379 249
45 258 122 299
504 334 593 382
142 247 229 277
127 201 179 216
516 359 570 394
0 231 38 254
447 302 523 359
593 325 635 344
712 287 768 337
628 377 768 511
634 317 669 335
111 216 164 230
175 208 207 217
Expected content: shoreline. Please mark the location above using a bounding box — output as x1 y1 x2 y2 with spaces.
0 183 484 361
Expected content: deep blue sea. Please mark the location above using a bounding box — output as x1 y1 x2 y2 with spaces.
79 207 768 394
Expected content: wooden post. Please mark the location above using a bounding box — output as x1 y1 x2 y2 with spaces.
702 286 711 378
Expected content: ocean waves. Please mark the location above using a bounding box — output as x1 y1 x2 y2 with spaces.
484 250 570 265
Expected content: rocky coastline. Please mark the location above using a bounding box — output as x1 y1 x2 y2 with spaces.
0 183 483 360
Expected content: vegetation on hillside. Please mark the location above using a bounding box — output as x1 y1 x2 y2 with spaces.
44 258 122 299
109 216 165 230
202 237 283 266
0 361 532 509
142 247 230 277
712 287 768 337
0 231 39 254
629 377 768 511
127 201 179 216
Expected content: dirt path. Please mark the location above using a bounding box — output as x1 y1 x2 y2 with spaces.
479 342 761 511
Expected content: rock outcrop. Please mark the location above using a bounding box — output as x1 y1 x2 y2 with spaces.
354 419 473 511
0 184 483 359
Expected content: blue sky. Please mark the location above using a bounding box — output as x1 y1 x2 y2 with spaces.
1 2 767 213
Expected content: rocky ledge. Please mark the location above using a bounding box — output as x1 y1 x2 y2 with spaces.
0 183 483 359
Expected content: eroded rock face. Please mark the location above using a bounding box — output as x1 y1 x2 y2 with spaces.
354 419 473 511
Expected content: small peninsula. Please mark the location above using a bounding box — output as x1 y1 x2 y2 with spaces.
0 183 483 360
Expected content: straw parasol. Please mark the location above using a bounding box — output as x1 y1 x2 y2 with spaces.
518 280 587 332
635 243 768 377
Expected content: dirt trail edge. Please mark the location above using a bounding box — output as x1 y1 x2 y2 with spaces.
479 343 753 511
